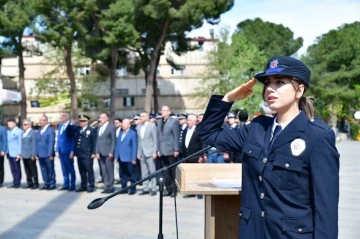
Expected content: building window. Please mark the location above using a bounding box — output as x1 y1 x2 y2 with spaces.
123 97 135 107
76 66 90 76
103 99 111 108
171 67 185 76
141 88 160 95
116 67 128 76
115 88 129 95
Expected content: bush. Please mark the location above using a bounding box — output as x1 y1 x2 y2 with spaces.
350 124 360 140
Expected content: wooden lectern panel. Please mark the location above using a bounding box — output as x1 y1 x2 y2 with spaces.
176 164 242 239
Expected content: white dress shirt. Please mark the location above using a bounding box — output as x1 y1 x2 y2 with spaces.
140 121 148 139
185 125 196 148
23 128 31 138
99 122 109 136
41 124 50 134
60 121 70 135
116 127 121 138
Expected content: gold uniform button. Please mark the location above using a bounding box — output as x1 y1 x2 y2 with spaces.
262 158 267 164
285 163 290 168
261 211 265 218
260 193 264 199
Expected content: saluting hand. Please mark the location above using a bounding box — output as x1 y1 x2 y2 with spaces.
223 78 257 102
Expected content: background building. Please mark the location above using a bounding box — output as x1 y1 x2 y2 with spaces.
0 36 216 124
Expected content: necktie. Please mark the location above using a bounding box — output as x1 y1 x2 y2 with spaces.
269 125 282 151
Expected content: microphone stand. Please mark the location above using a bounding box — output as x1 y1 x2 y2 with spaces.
88 145 211 239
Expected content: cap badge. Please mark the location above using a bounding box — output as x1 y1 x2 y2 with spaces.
269 59 278 68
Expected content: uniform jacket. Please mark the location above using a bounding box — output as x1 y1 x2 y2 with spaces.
56 122 74 154
21 128 37 159
137 121 158 157
181 126 205 163
7 126 23 157
199 96 340 239
95 122 116 156
36 126 55 158
115 129 137 162
67 125 96 159
0 126 7 153
157 117 180 156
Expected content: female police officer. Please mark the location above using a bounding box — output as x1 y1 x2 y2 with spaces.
199 56 339 239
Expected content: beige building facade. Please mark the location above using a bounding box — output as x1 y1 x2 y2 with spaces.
0 36 215 123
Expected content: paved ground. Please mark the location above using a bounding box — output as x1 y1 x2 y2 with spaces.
0 141 359 239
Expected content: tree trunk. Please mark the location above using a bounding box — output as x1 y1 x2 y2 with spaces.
144 17 170 113
109 46 118 119
64 46 79 120
18 45 27 123
152 54 161 113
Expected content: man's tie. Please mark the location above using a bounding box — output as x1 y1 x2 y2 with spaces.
269 125 282 152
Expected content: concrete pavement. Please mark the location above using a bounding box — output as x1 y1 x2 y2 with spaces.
0 141 359 239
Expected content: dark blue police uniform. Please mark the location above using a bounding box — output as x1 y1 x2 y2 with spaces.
199 56 340 239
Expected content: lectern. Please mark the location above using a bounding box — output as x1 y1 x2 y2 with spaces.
176 164 242 239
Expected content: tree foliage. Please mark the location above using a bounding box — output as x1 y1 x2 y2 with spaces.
236 18 303 58
198 27 267 116
0 0 36 122
302 22 360 126
133 0 234 113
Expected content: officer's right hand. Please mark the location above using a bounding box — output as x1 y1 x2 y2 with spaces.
0 151 5 157
223 78 256 102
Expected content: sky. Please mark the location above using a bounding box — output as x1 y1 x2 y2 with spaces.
187 0 360 56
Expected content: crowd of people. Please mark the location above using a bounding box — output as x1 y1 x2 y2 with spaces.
0 105 249 198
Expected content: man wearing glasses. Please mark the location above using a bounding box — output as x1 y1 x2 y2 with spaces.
21 119 38 189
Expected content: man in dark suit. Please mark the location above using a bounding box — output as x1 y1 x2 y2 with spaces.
56 112 76 191
21 119 39 189
115 118 138 195
67 115 97 193
157 105 180 197
36 115 56 190
177 113 187 159
181 114 206 164
0 124 7 188
181 114 206 199
95 112 116 194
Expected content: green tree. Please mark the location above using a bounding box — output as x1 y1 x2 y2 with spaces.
0 0 36 122
33 0 94 119
29 45 107 113
82 0 139 119
302 22 360 127
134 0 234 113
236 18 303 58
199 27 267 116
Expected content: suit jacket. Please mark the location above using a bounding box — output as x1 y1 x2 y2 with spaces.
181 126 205 163
0 125 7 153
67 125 96 159
115 129 137 162
137 121 158 157
7 126 23 157
21 129 37 158
95 122 116 156
157 117 180 156
36 125 55 158
199 95 340 239
56 122 74 154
